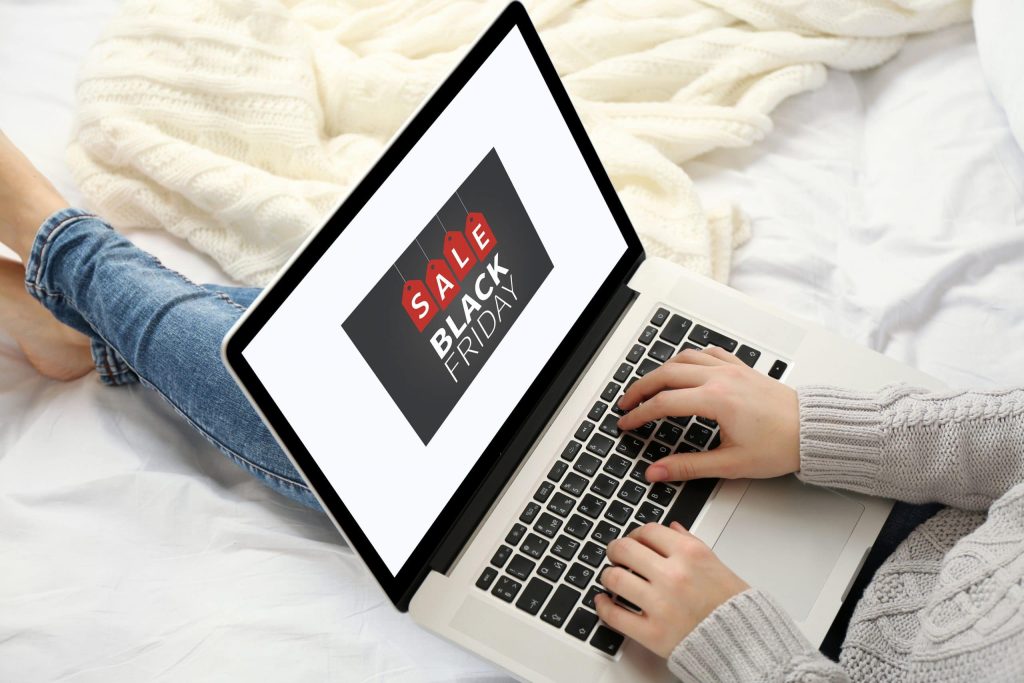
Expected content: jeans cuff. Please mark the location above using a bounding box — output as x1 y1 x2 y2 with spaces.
90 338 139 386
23 207 101 301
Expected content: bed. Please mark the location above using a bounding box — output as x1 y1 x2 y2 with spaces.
3 2 1023 681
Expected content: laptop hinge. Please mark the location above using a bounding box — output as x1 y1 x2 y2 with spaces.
423 276 640 580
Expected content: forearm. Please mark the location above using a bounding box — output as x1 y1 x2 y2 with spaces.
797 385 1024 510
669 589 847 682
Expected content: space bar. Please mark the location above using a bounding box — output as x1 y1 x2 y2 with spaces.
663 478 718 530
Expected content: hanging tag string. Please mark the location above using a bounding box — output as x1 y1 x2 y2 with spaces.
455 191 468 215
436 215 447 236
414 237 430 262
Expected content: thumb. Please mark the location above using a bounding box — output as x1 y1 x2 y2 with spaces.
646 448 744 483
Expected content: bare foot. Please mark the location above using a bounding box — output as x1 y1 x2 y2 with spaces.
0 258 93 381
0 130 70 263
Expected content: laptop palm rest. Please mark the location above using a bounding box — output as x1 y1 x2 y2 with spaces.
711 475 865 621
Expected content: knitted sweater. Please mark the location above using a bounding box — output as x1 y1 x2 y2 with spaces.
670 385 1024 682
67 0 969 285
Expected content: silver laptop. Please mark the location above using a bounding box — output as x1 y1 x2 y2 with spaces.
222 4 943 681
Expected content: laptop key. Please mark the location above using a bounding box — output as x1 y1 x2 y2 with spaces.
575 421 595 441
587 434 614 457
560 441 582 462
648 340 675 363
635 501 664 524
617 481 646 504
642 441 670 462
636 359 660 377
566 608 599 641
590 474 618 499
624 522 641 536
681 342 701 352
548 461 568 482
516 577 553 616
506 554 535 581
573 454 601 477
660 314 692 345
601 382 620 402
708 432 721 450
547 492 575 518
625 344 645 364
591 520 621 545
654 423 682 447
565 514 593 539
615 595 642 613
541 585 581 628
688 325 737 352
630 419 655 440
647 483 677 506
562 472 589 496
598 414 620 438
684 423 713 448
551 535 580 561
534 512 562 539
520 533 549 559
577 494 606 519
677 441 700 454
538 556 567 583
606 501 634 525
521 502 541 524
696 416 718 428
491 545 513 568
638 326 657 345
476 567 498 590
491 576 521 603
616 435 644 458
505 523 527 545
578 541 607 568
603 455 631 478
612 363 632 383
667 415 692 428
583 585 609 610
630 460 649 483
651 307 670 327
588 401 608 421
590 626 625 656
736 344 761 368
565 563 595 590
609 397 626 416
534 481 555 503
768 360 788 379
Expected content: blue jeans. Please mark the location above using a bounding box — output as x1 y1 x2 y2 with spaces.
24 208 318 509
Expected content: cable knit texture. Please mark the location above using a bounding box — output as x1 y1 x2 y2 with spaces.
67 0 969 284
669 385 1024 682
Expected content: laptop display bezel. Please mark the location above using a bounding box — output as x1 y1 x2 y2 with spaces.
222 1 645 608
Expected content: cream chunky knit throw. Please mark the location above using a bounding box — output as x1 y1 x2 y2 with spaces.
68 0 969 285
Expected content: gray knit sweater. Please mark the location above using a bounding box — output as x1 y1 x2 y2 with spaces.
669 385 1024 682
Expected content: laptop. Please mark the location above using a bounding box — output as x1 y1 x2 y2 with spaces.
221 4 944 681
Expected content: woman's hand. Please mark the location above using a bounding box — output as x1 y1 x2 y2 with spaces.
617 345 800 483
594 522 748 658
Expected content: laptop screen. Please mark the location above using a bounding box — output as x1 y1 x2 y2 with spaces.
241 26 628 576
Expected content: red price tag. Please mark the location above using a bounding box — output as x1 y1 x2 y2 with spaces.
402 279 437 332
465 212 496 260
443 230 477 281
426 258 460 310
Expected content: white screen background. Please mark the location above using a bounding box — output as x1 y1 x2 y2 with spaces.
243 28 627 574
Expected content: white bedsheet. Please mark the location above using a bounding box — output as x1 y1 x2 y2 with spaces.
2 3 1023 681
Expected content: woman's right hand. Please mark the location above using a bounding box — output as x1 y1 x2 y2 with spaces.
616 346 800 483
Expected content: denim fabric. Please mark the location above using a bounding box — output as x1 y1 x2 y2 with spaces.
23 208 319 509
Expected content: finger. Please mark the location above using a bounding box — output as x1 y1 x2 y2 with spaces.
645 447 743 482
618 387 710 431
599 566 653 610
594 593 646 640
617 363 713 412
665 347 726 367
702 345 747 367
628 522 689 557
607 536 664 578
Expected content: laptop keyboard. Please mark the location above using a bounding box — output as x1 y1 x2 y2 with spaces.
474 305 788 657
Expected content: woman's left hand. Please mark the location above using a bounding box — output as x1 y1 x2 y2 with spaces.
594 522 749 658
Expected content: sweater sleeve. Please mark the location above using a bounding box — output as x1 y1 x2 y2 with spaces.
796 385 1024 510
668 588 847 682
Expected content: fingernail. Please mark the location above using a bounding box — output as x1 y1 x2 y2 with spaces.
646 465 667 482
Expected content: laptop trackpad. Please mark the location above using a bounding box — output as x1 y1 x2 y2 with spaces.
711 476 864 621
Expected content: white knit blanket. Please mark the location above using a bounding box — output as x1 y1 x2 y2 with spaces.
68 0 969 286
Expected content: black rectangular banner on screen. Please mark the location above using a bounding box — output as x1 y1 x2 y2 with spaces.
343 149 554 444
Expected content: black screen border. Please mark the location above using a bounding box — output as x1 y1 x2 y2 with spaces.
222 1 645 608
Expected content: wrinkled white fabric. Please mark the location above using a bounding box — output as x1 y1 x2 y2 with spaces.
67 0 969 285
974 0 1024 154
